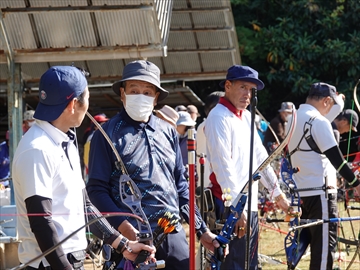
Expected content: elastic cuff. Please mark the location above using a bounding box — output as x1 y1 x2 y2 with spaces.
196 227 210 241
105 231 120 245
337 160 347 172
348 177 360 187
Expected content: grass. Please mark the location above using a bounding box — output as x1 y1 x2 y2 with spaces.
84 202 359 270
257 201 360 270
183 201 359 270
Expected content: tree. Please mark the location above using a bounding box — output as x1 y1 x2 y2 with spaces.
230 0 360 118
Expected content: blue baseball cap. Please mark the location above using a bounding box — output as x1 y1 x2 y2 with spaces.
309 82 338 104
34 66 88 121
219 65 265 90
112 60 169 102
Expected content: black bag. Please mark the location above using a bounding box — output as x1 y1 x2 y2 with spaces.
67 250 86 269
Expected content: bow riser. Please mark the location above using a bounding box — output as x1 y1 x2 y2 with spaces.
280 157 303 269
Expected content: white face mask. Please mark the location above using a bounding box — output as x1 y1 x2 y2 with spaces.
124 94 155 122
27 121 35 127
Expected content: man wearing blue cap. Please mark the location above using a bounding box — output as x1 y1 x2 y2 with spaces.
205 65 295 269
12 66 155 269
287 82 360 269
87 60 221 269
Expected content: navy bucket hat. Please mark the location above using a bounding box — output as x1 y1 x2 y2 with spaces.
112 60 169 102
34 66 88 121
219 65 265 90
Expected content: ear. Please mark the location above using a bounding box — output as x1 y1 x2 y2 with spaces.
153 91 160 106
120 88 125 103
224 80 232 92
324 96 332 106
65 98 76 114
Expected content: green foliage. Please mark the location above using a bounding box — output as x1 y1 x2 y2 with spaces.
231 0 360 115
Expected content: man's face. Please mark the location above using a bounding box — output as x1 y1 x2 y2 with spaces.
120 80 159 106
280 111 292 122
189 112 198 121
176 124 187 136
338 119 351 134
24 119 35 128
224 80 257 111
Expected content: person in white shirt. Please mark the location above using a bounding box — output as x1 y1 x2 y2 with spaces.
195 91 224 270
287 82 360 270
12 66 155 269
196 91 224 189
205 65 295 270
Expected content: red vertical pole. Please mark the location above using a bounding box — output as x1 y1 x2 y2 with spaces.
199 153 205 270
187 128 196 270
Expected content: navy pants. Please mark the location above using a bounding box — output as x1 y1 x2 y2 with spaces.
156 228 190 270
118 228 190 270
215 197 259 270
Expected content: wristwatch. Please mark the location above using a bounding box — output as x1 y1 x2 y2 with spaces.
196 226 210 241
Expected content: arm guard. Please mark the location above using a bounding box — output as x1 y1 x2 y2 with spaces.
324 146 359 187
84 189 120 245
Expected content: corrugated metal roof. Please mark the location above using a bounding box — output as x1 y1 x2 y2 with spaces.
0 0 240 116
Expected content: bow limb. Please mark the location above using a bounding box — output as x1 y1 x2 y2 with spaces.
256 108 281 145
343 189 359 270
353 79 360 113
342 80 360 267
86 112 127 174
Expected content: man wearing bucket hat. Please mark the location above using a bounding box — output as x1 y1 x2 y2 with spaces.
23 109 35 134
205 65 295 269
263 101 294 153
153 105 179 128
12 66 155 269
287 82 360 270
87 60 221 269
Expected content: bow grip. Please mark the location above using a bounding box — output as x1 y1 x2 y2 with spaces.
214 236 227 262
134 250 150 265
133 232 152 265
